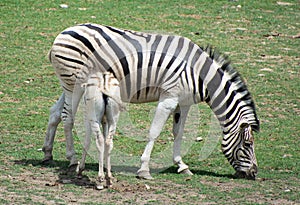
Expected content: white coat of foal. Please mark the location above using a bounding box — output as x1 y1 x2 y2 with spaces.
77 72 122 189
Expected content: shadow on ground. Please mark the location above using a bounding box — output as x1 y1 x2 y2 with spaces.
14 159 97 188
14 158 236 188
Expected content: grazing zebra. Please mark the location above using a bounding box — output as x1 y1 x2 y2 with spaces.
42 23 260 180
77 72 122 189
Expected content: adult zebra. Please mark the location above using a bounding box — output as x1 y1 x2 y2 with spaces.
43 23 260 180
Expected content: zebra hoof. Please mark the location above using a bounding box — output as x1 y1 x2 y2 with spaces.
95 177 106 190
68 163 78 173
96 184 105 190
234 171 256 180
137 170 154 180
179 168 194 176
105 176 115 188
76 168 84 179
41 156 53 165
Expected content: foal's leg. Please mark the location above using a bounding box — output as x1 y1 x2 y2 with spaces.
137 97 178 179
91 96 106 188
42 93 64 163
104 134 114 187
172 105 193 175
104 101 120 187
102 119 114 187
95 124 105 187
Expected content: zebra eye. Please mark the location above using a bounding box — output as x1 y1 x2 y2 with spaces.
244 141 253 148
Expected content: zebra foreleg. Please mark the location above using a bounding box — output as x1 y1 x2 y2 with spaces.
172 105 193 175
137 97 178 180
42 93 64 164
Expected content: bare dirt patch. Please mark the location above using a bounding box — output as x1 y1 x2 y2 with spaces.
0 162 206 204
1 161 299 204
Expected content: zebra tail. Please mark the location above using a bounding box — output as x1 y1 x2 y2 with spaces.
101 89 127 112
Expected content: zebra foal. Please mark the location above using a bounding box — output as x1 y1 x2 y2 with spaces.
77 72 122 189
43 23 260 180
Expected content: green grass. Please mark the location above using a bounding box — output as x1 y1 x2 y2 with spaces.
1 0 299 204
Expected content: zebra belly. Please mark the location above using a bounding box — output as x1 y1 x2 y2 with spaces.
119 86 162 103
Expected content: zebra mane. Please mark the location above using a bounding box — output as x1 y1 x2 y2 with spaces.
204 45 246 87
203 45 260 132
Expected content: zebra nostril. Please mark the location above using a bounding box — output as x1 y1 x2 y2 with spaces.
247 164 258 180
234 164 258 180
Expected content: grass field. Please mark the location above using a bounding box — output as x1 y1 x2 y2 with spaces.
0 0 299 204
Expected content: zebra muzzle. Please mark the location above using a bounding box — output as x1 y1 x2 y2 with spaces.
234 164 258 180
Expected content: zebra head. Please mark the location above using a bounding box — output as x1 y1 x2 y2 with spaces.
222 122 258 180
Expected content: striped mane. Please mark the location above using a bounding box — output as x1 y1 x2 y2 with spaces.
202 45 260 132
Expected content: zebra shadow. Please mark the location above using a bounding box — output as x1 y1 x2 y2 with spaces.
14 159 234 186
160 166 234 179
110 165 235 179
14 159 96 188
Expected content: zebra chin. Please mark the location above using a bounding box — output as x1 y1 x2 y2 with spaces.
234 164 258 180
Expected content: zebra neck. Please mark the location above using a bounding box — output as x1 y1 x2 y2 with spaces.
195 50 259 134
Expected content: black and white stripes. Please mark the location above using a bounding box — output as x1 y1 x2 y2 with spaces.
51 24 212 103
44 23 260 179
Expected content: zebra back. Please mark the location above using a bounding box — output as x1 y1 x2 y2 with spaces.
49 23 259 132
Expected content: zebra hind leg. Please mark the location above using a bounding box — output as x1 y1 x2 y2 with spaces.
62 91 78 167
42 93 64 164
76 121 92 178
172 105 193 175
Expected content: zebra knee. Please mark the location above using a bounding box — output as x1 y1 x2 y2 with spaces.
140 155 151 164
62 116 74 130
48 110 62 128
105 137 113 150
